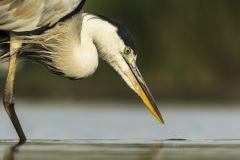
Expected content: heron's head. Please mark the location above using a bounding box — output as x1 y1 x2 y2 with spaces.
84 14 164 124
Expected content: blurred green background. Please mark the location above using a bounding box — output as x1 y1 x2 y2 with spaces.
0 0 240 102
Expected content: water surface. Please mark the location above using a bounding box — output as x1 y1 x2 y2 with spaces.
0 101 240 159
1 139 240 160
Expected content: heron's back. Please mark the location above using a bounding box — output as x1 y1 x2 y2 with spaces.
0 0 83 32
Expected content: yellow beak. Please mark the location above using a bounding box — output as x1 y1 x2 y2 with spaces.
125 62 164 124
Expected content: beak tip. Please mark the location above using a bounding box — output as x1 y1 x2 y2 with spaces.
159 118 165 125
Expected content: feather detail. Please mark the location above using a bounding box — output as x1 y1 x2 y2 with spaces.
0 0 82 32
18 12 99 79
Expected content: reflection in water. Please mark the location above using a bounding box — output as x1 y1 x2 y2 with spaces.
3 141 25 160
1 140 163 160
1 140 240 160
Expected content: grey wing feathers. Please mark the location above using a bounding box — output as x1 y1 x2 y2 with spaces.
0 0 83 32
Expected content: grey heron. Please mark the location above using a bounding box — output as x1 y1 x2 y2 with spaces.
0 0 164 142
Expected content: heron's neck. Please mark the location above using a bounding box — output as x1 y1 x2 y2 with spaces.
82 13 119 58
81 14 136 91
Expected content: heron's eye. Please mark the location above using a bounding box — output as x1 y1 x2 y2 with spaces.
124 47 132 55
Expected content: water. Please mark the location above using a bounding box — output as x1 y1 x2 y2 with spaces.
1 101 240 140
1 140 240 160
0 101 240 159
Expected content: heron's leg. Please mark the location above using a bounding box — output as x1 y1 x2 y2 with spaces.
3 33 26 142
